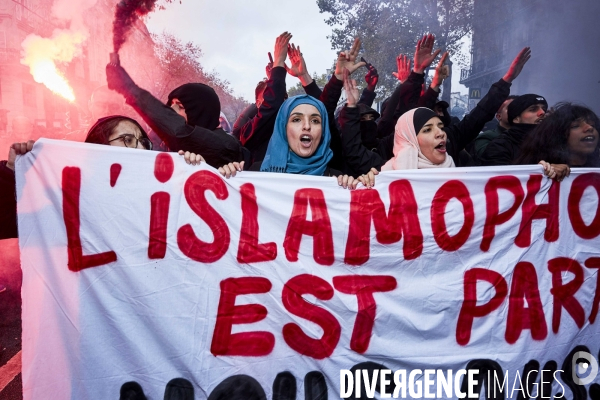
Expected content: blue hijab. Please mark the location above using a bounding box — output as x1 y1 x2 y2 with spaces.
260 95 333 176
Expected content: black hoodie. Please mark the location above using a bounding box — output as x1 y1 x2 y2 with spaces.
479 123 537 166
106 64 245 168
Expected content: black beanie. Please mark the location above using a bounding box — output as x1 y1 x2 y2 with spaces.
167 83 221 130
507 94 548 125
413 108 438 134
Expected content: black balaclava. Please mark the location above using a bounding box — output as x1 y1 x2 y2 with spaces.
167 83 221 130
358 104 380 148
413 108 438 134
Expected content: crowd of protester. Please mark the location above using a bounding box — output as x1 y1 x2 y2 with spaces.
0 30 599 398
1 31 599 240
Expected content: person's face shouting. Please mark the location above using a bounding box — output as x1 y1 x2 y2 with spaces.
417 116 447 164
286 104 323 158
567 118 599 164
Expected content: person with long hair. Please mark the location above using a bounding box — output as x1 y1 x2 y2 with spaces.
515 102 600 180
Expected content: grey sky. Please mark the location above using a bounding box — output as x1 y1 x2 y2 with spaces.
147 0 468 102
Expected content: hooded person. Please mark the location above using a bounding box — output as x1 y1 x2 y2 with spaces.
479 93 548 166
106 59 246 168
358 103 381 150
381 108 455 170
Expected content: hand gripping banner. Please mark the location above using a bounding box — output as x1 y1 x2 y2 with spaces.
16 139 600 399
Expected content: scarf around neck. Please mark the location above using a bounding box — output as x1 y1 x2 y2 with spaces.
260 95 333 175
381 108 455 170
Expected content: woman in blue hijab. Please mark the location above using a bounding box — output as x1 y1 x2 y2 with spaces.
219 95 363 188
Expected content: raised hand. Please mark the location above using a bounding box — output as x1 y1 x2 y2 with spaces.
431 51 450 91
273 32 292 68
392 54 411 83
285 43 313 86
364 65 379 90
7 140 35 171
334 37 366 80
413 33 441 74
343 68 360 108
503 47 531 83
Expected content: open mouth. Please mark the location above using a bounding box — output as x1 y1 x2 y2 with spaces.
582 135 597 143
300 134 313 147
434 142 447 152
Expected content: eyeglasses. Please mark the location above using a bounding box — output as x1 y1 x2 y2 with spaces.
108 134 153 150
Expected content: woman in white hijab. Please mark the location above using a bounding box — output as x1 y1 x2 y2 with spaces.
339 57 515 175
380 107 455 170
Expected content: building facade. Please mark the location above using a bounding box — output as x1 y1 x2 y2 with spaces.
460 0 600 113
0 0 154 144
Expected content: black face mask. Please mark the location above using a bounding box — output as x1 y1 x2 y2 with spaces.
360 120 378 149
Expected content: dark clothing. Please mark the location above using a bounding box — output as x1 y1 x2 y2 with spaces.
166 83 220 130
376 72 425 138
479 123 536 166
468 125 507 164
302 80 323 100
241 68 345 170
315 75 345 172
106 64 244 168
417 87 440 110
232 103 258 140
126 89 243 168
0 161 17 239
239 67 288 165
358 88 377 108
339 78 512 175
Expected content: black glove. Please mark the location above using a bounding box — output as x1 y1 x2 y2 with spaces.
106 63 137 96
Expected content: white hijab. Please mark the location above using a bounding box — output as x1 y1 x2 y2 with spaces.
381 108 455 171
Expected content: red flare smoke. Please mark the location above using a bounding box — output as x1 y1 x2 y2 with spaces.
112 0 157 53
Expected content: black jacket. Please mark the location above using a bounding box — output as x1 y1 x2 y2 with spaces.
106 65 244 168
240 68 346 170
339 78 512 175
376 71 426 139
239 67 288 165
479 123 537 166
0 161 17 239
232 103 258 140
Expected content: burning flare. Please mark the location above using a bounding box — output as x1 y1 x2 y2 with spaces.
27 59 75 102
21 29 86 102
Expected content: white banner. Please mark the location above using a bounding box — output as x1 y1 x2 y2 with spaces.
17 139 600 399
